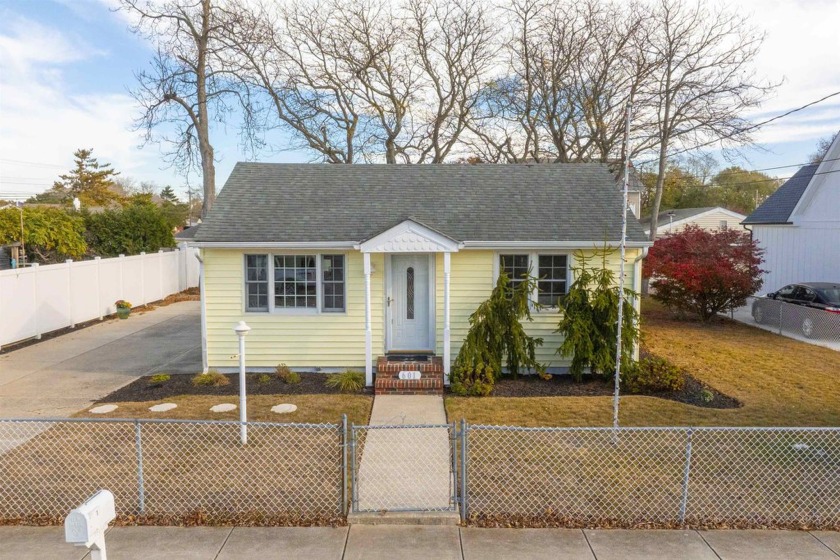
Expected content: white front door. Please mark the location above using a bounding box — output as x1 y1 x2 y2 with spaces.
388 255 433 352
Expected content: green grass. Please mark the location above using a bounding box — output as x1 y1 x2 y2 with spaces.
446 298 840 427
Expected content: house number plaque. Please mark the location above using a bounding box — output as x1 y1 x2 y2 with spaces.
398 370 421 380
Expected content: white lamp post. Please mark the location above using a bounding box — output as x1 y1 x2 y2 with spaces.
233 321 251 445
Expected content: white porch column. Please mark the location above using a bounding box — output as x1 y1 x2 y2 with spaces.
363 252 373 387
443 251 451 383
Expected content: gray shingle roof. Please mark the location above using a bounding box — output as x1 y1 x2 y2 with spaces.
743 164 818 225
195 163 650 244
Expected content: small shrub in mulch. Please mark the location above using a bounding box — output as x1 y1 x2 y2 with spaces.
458 352 740 409
191 371 230 387
276 363 301 384
99 372 372 403
325 370 365 393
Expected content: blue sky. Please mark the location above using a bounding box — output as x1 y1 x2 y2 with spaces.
1 0 839 202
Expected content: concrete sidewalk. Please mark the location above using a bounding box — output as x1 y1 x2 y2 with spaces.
3 526 839 560
0 301 201 418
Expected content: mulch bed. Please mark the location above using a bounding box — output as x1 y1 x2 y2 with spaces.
473 373 741 409
99 372 373 403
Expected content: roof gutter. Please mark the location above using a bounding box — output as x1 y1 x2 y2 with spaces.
461 240 654 249
189 240 655 249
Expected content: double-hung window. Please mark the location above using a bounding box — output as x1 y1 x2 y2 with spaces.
245 255 269 311
245 254 346 313
498 253 569 309
537 255 568 307
500 254 530 291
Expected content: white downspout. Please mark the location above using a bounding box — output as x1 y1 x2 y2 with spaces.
195 251 208 373
443 252 451 384
363 252 373 387
631 247 649 360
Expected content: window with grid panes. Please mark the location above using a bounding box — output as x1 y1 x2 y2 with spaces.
274 255 317 309
537 255 568 306
321 255 345 312
500 254 529 292
244 255 269 311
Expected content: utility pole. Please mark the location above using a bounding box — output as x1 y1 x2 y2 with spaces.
185 184 197 227
613 100 633 431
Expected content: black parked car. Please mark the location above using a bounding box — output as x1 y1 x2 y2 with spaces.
752 282 840 338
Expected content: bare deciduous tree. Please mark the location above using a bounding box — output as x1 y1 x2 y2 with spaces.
643 0 775 241
120 0 257 217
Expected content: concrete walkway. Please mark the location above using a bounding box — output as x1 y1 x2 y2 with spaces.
355 396 453 512
0 301 201 418
4 526 840 560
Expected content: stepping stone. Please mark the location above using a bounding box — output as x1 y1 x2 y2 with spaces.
89 404 118 414
149 403 177 413
210 403 237 413
271 404 298 414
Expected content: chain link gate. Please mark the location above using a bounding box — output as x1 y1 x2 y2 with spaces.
349 423 459 514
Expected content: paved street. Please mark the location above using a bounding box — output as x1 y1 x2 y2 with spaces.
2 526 839 560
0 301 201 418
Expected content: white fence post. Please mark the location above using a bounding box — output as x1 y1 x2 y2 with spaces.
66 259 75 329
140 252 146 305
32 263 41 339
95 257 103 320
119 254 125 308
158 249 164 301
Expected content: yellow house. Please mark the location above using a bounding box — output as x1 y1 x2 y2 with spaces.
191 163 651 393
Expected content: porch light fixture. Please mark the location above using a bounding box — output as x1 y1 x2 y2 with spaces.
233 320 251 445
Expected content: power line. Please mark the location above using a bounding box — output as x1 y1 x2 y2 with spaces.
637 89 840 166
0 158 66 169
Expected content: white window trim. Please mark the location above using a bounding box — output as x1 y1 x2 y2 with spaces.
494 251 572 313
243 252 348 316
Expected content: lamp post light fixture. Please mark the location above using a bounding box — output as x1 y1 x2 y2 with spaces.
233 320 251 445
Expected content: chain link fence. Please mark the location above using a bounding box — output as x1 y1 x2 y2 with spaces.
463 425 840 528
2 418 839 528
350 424 457 513
0 418 344 523
730 297 840 350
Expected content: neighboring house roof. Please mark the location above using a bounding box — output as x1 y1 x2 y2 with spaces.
642 206 747 231
175 224 201 240
194 163 650 245
742 164 819 225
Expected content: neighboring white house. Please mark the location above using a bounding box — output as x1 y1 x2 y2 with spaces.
742 131 840 293
643 206 746 236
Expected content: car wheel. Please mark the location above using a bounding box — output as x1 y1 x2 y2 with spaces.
753 306 764 324
801 317 815 339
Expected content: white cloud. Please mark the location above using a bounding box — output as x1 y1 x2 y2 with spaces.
734 0 840 147
0 15 157 198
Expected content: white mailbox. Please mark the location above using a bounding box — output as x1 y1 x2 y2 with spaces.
65 490 115 559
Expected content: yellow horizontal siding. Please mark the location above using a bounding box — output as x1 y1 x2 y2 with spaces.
203 247 641 370
204 249 384 368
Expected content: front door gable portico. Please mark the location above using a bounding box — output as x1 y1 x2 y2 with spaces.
359 220 458 387
357 219 462 254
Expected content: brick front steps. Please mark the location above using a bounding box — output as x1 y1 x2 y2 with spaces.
374 356 444 395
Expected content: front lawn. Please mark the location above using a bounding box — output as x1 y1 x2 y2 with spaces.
446 299 840 427
76 393 372 425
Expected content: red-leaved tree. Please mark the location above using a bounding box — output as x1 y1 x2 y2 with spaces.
643 225 765 321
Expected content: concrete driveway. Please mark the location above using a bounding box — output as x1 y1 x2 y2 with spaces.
0 301 200 418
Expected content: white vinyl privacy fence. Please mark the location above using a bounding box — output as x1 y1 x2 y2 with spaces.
0 244 199 349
